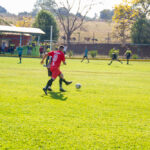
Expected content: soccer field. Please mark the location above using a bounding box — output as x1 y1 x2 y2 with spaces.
0 57 150 149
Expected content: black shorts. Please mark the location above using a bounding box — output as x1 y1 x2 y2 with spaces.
18 54 22 57
84 55 88 58
127 56 131 59
48 69 52 76
112 57 117 60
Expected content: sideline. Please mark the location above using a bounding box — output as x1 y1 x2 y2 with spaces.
0 54 150 62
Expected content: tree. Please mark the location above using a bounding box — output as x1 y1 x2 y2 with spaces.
124 0 150 17
112 3 138 46
131 18 150 44
54 0 101 45
34 0 56 14
15 17 33 27
18 11 31 17
100 9 114 20
123 0 150 44
33 10 59 41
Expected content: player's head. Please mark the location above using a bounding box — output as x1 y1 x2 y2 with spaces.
59 45 64 51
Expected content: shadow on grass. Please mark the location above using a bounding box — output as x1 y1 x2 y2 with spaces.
41 92 68 101
48 91 68 101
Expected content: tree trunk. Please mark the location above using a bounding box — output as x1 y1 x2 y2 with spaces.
66 32 72 50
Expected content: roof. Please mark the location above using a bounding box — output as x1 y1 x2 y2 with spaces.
0 25 45 35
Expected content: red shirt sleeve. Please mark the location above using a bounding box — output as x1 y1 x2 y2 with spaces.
61 52 65 62
48 51 53 56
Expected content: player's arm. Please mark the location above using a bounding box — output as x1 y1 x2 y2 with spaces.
40 53 49 64
62 53 66 65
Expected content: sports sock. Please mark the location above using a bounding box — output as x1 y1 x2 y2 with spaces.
62 78 68 85
59 78 63 89
45 78 54 90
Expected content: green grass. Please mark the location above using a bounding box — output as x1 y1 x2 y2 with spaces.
0 57 150 149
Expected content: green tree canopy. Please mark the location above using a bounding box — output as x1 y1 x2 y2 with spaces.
33 10 59 41
131 18 150 44
100 9 114 20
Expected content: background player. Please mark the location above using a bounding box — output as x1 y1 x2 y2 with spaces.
81 46 89 63
17 46 23 63
124 48 132 64
108 48 123 65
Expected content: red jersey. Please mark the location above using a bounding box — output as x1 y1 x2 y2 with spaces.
48 50 65 68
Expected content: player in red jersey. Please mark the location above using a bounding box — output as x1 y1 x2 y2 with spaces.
41 46 72 94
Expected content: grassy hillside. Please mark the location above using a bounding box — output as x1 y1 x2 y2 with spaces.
0 15 117 43
59 20 119 43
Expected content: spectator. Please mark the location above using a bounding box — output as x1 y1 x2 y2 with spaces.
39 46 44 57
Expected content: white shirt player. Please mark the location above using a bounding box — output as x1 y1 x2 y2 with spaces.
64 46 67 54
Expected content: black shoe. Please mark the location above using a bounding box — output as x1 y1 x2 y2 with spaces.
48 87 52 91
43 88 47 95
66 81 72 85
60 88 66 92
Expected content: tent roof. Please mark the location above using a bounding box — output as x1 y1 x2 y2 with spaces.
0 25 45 35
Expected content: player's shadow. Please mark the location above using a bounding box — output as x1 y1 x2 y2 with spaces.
49 91 68 101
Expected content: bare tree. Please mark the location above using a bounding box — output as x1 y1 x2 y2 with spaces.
54 0 101 46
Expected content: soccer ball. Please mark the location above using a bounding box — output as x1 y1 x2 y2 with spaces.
76 83 81 89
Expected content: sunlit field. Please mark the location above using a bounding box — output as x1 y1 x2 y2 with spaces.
0 57 150 149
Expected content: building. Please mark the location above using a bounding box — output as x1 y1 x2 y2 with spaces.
0 25 45 53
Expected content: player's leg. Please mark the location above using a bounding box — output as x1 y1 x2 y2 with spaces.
59 73 72 92
19 54 22 63
47 68 52 77
81 56 85 62
86 56 89 63
108 59 113 65
59 74 72 85
43 68 57 94
20 56 21 63
43 78 55 95
127 56 130 64
117 59 123 64
47 68 52 91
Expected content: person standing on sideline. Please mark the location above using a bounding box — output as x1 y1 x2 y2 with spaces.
39 46 44 57
17 46 23 63
1 42 6 54
41 46 72 94
124 48 132 64
108 48 123 65
81 46 89 63
63 46 67 55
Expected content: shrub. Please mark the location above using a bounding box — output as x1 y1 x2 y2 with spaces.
132 54 139 59
90 50 98 58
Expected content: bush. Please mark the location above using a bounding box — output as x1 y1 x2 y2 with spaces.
132 54 139 59
68 50 73 58
90 50 98 58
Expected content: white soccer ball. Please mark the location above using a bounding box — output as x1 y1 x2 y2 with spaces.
76 83 81 89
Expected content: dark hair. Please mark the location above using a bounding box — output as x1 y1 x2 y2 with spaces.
59 45 64 50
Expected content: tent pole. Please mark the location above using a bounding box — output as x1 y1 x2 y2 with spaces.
20 34 22 46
